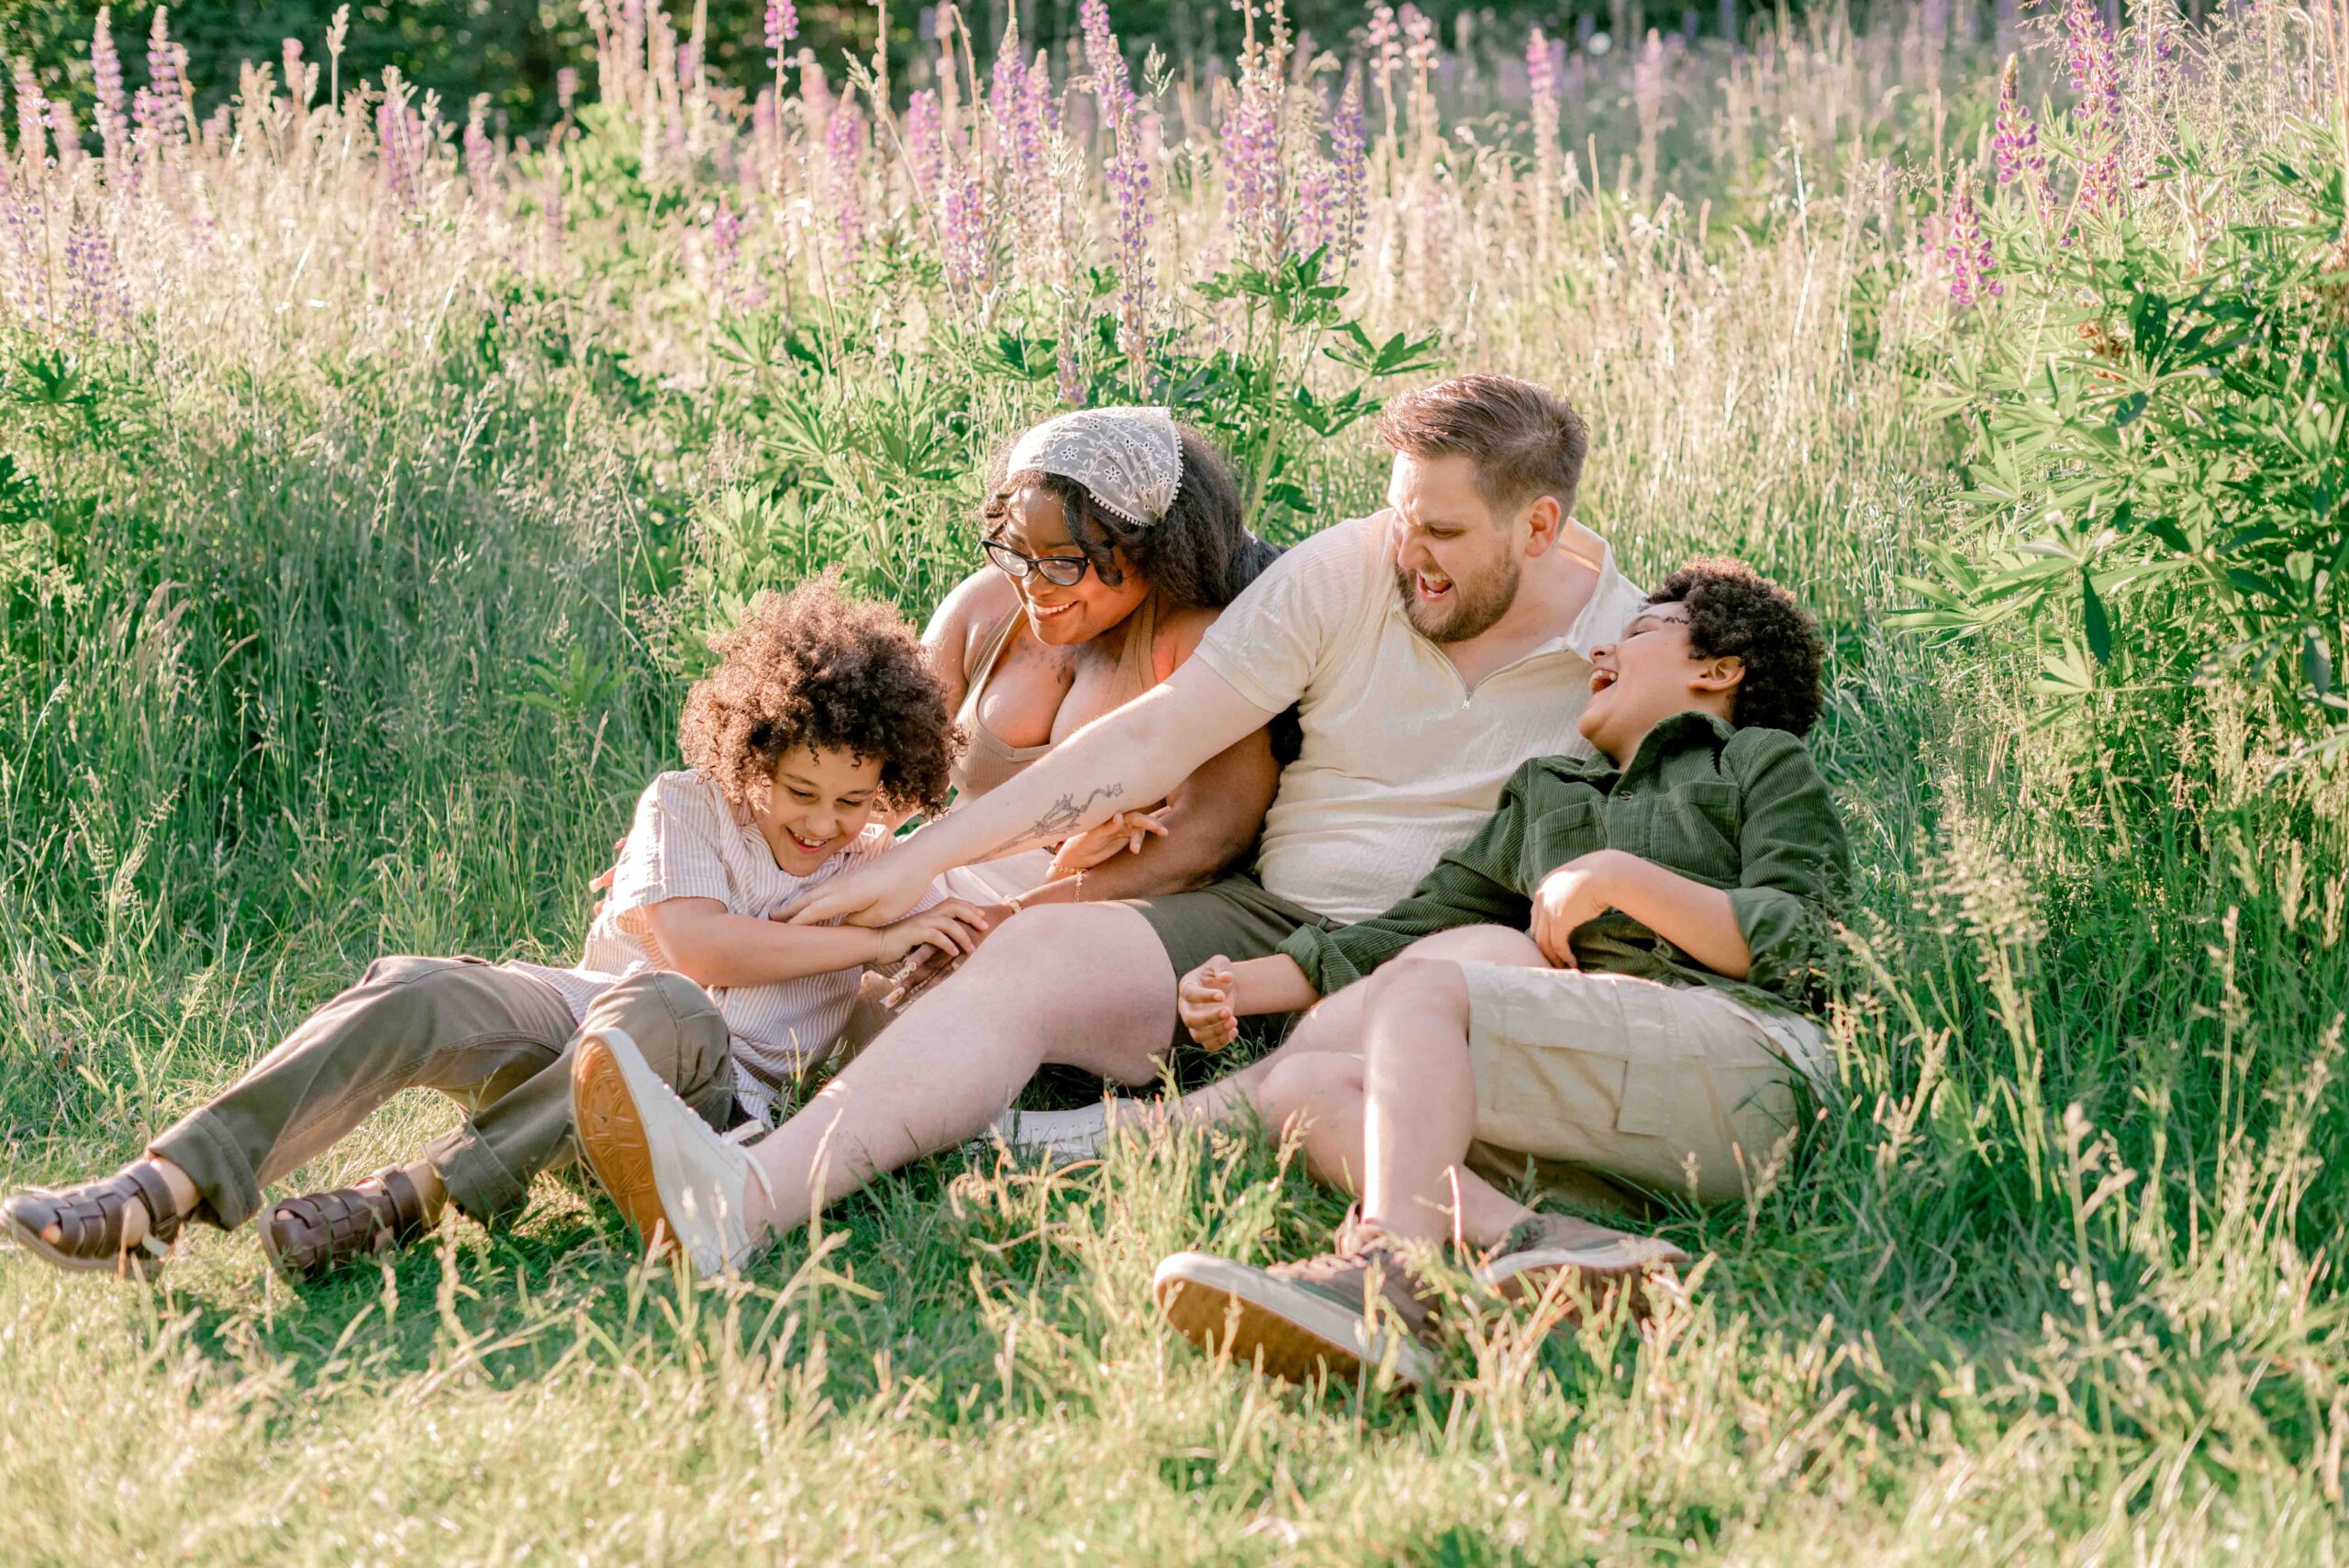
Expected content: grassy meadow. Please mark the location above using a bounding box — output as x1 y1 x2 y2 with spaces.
3 1 2347 1560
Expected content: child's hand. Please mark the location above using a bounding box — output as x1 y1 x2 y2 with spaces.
1177 954 1241 1051
1531 851 1622 968
1047 808 1171 881
879 902 1016 1007
868 899 993 967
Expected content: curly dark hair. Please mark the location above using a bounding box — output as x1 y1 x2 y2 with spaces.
1647 558 1827 737
679 576 960 816
980 423 1281 610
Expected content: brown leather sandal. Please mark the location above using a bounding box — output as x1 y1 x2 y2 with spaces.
2 1162 189 1279
257 1167 433 1285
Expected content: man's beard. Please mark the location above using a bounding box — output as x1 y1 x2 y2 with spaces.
1396 557 1521 644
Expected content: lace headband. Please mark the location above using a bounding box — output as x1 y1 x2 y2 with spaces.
1002 406 1184 528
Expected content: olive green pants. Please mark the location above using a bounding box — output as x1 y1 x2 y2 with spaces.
148 956 736 1231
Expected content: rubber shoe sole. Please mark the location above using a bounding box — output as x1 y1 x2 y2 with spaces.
1152 1251 1435 1389
572 1029 684 1266
1474 1237 1687 1314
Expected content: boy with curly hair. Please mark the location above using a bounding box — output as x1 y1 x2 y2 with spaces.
3 579 984 1284
1151 559 1849 1387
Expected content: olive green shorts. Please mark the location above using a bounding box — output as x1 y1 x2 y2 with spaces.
1120 873 1338 1056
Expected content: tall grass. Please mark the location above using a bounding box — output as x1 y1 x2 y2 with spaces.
2 2 2345 1560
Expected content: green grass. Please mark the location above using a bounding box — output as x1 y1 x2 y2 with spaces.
4 6 2348 1562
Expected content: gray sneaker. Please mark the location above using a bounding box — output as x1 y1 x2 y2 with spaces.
1472 1212 1688 1314
972 1100 1142 1164
1153 1221 1441 1388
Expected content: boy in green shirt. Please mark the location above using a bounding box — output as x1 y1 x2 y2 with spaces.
1152 558 1848 1388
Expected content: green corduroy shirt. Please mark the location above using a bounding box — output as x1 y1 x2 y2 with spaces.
1275 711 1850 1016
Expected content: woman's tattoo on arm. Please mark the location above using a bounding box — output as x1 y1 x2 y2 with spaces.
985 784 1125 860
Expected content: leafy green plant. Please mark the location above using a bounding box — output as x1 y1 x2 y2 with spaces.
1904 144 2349 761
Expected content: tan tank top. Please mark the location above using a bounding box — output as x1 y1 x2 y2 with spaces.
950 595 1162 801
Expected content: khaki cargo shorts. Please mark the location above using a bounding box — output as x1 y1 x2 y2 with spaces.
1455 962 1826 1209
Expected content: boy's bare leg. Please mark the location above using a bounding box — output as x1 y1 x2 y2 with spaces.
739 903 1177 1235
1254 1046 1536 1251
1152 924 1550 1134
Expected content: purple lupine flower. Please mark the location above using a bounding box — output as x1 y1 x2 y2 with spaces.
378 94 426 210
941 166 986 285
1326 68 1367 266
709 197 744 303
1991 53 2043 189
140 7 189 147
827 101 867 259
92 8 130 165
199 102 231 150
988 35 1022 161
2061 0 2120 120
1219 60 1283 253
66 215 132 339
1083 0 1154 357
1940 172 1998 306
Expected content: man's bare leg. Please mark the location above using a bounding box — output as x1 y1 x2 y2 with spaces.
740 903 1176 1234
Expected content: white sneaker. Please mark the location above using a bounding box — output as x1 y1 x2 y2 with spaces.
974 1099 1146 1163
571 1027 774 1276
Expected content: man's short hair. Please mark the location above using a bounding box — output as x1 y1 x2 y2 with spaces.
1374 373 1591 517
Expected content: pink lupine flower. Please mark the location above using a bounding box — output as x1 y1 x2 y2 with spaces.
463 104 495 190
14 61 50 168
765 0 798 66
557 68 581 113
1940 171 1998 306
906 88 942 200
49 102 83 181
92 8 130 165
1399 5 1436 72
828 101 867 259
138 7 190 148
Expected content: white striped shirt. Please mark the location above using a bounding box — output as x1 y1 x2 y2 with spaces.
510 770 939 1123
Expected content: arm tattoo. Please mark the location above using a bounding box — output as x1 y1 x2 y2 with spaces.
983 784 1124 861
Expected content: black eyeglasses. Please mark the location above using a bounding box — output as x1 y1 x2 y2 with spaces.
983 538 1092 588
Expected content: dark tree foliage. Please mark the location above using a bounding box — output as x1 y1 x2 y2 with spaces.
5 0 1822 136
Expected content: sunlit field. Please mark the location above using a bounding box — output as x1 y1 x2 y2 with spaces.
3 1 2347 1559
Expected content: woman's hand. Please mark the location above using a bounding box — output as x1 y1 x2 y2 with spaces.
1530 851 1624 968
1046 807 1171 881
1176 954 1241 1051
865 899 994 967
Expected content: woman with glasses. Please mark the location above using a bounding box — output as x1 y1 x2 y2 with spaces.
918 407 1285 913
